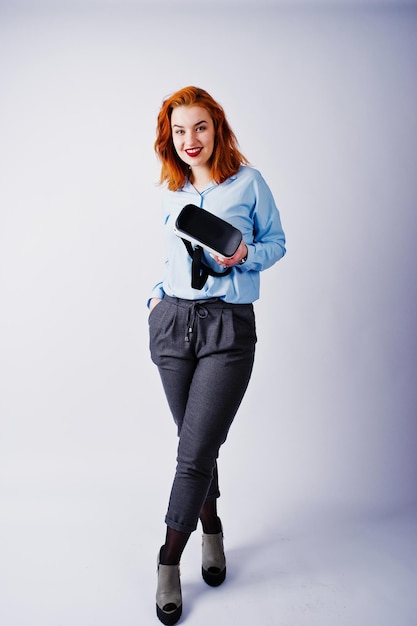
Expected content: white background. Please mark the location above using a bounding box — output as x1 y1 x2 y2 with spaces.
1 1 416 625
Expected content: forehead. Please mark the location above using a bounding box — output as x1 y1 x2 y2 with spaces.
171 105 212 126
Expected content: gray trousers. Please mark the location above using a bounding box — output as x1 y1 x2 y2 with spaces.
149 296 257 534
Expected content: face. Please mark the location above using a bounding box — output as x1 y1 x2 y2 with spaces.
171 105 215 173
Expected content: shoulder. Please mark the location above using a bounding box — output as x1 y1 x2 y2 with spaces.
232 165 263 182
161 186 188 220
229 165 270 192
162 179 194 202
229 165 272 194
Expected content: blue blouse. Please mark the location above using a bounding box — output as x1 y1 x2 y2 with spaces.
149 165 286 304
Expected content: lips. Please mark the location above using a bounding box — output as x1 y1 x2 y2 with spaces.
185 147 203 158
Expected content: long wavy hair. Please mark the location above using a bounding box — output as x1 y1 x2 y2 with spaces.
154 86 249 191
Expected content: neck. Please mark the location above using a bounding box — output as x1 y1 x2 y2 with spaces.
189 167 212 192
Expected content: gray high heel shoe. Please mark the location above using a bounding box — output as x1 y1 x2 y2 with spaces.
156 549 182 625
201 528 226 587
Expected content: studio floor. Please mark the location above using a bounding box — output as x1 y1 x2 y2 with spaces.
1 482 416 626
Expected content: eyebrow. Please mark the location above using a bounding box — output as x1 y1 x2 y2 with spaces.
172 120 208 128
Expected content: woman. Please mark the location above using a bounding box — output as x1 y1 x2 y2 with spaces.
148 86 286 625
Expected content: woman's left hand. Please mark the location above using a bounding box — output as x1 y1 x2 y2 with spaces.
211 240 248 268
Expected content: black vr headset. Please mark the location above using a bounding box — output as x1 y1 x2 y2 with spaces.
174 204 242 290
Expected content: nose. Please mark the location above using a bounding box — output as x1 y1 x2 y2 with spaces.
184 129 198 146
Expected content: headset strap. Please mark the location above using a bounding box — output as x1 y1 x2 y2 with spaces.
181 239 232 290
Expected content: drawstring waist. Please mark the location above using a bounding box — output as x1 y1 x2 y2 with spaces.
185 301 209 342
163 295 253 342
164 296 221 342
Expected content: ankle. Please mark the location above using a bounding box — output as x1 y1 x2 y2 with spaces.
160 527 190 566
201 516 222 535
159 545 180 567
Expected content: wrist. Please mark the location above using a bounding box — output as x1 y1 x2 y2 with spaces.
239 244 248 265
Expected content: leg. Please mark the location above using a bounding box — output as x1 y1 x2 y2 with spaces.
152 299 256 620
152 300 256 534
164 344 255 534
160 527 190 566
200 496 221 534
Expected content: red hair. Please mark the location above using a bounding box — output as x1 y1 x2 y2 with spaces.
154 86 249 191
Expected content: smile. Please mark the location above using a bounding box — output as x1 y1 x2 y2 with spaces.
185 147 203 157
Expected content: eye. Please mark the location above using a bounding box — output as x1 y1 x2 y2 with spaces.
196 125 207 132
174 129 184 135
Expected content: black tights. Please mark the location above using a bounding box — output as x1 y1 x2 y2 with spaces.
160 499 222 566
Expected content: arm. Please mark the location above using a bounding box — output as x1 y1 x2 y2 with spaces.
211 172 285 271
226 170 286 272
147 281 165 310
239 171 286 272
149 297 163 312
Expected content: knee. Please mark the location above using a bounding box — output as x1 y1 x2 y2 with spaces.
176 452 216 482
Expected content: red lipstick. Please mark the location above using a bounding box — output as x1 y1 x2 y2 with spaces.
185 148 203 158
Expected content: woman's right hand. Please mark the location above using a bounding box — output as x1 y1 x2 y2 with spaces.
149 297 163 313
